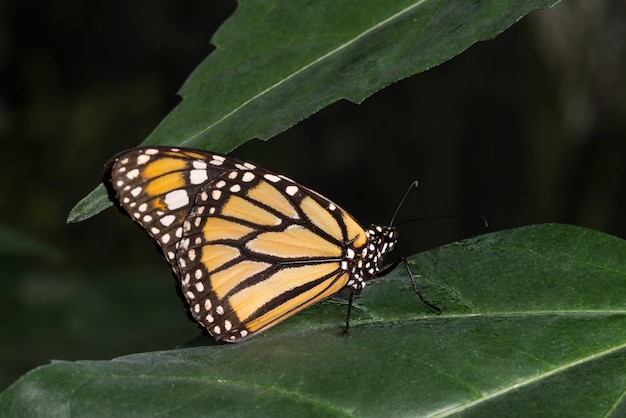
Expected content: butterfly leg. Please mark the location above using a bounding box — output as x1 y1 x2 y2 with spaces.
379 257 442 314
343 290 360 336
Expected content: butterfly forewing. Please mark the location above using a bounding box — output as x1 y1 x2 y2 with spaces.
176 166 364 342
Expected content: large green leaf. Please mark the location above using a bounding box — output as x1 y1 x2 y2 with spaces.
3 224 625 417
67 0 561 223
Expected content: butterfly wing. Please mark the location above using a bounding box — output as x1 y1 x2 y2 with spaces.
104 147 244 275
105 146 378 342
176 165 369 342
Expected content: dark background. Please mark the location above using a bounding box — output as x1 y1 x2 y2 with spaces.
2 0 625 390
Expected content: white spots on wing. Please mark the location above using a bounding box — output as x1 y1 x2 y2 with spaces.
136 154 151 165
126 168 140 179
193 160 207 169
285 185 298 196
160 214 176 227
210 155 225 166
264 174 280 183
182 273 190 286
190 169 208 184
164 189 189 210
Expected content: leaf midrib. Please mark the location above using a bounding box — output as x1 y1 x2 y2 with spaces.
180 0 430 147
347 310 626 325
430 340 626 417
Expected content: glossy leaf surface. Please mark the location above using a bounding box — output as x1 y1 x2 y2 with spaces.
3 224 624 417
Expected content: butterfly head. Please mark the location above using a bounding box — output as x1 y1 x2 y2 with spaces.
370 224 399 252
363 225 398 271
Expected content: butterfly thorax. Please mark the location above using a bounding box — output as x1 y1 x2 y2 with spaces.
344 224 398 291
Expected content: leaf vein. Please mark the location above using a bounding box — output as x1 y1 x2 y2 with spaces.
430 341 626 417
180 0 429 146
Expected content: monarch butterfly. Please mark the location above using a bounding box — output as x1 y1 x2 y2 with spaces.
104 146 439 342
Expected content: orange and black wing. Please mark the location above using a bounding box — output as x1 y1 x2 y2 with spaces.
105 146 371 342
104 147 244 275
176 164 370 342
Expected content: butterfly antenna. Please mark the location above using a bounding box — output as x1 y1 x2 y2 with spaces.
389 180 419 226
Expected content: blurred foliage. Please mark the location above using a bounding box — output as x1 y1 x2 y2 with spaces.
1 0 625 391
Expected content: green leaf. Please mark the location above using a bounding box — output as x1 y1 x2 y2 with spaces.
67 0 561 223
3 224 625 417
66 184 112 225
